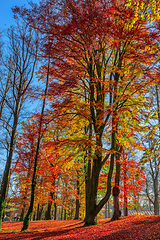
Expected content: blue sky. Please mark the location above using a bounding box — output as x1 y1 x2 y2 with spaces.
0 0 40 31
0 1 41 176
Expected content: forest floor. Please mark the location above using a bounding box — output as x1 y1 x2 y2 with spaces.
0 214 160 239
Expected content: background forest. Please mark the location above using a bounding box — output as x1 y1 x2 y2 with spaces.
0 0 160 231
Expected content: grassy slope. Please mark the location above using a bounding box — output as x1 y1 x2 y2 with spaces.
0 215 160 239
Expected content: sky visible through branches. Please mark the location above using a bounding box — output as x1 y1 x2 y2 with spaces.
0 1 39 30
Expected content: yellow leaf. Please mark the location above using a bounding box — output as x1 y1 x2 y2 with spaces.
145 46 150 52
136 69 143 78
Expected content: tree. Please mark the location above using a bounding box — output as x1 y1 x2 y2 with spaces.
12 120 40 221
141 85 160 215
143 136 160 215
13 0 159 226
21 58 50 231
0 22 38 230
120 151 146 215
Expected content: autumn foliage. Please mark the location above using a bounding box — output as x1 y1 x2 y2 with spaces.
0 0 159 234
9 0 160 227
1 215 160 239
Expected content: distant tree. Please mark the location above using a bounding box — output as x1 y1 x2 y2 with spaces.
0 22 38 230
141 85 160 215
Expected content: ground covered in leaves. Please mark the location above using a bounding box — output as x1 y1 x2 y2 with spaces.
0 215 160 239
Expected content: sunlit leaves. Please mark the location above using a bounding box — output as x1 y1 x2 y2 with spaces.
1 215 160 239
136 69 143 79
11 0 160 225
126 0 160 23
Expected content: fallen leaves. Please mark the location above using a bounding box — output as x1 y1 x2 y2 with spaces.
0 215 160 240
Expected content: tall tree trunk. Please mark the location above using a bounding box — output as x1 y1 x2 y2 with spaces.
84 120 116 225
0 23 37 230
39 204 44 220
45 175 56 220
84 68 120 225
45 201 52 220
60 207 63 220
84 123 92 223
154 198 159 215
54 202 57 220
123 157 128 216
45 192 53 220
36 203 44 220
74 177 80 220
2 207 6 222
64 209 66 220
0 64 11 119
104 203 107 218
111 146 122 221
32 212 36 221
154 177 159 215
71 207 74 220
60 207 64 220
111 186 121 221
20 202 26 221
107 202 110 218
0 108 18 230
83 52 116 226
123 198 128 216
21 137 41 231
104 202 110 218
155 85 160 215
36 203 40 220
84 157 101 225
21 59 50 231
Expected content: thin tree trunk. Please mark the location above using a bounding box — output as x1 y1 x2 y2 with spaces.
36 203 40 220
32 212 36 221
0 24 37 230
84 124 92 223
110 55 122 222
154 178 159 215
2 207 6 222
36 203 43 220
71 207 74 220
123 199 128 216
0 66 11 119
107 202 110 218
155 85 160 215
104 203 107 218
21 137 41 231
21 59 50 231
0 108 19 230
39 204 44 220
64 209 66 220
54 202 57 220
60 207 63 220
124 157 128 216
20 203 26 221
74 177 80 220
